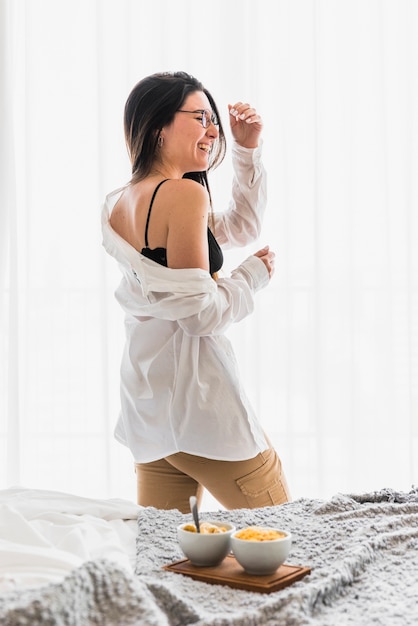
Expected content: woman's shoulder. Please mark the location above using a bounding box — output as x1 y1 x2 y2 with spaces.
163 177 208 199
163 178 209 218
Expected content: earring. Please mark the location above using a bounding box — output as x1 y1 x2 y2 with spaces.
158 134 164 148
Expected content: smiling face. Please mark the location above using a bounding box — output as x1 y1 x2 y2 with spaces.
159 91 219 177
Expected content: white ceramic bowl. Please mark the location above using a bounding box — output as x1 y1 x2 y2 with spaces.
231 527 292 575
177 520 236 567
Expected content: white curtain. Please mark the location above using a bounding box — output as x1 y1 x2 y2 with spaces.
1 0 417 504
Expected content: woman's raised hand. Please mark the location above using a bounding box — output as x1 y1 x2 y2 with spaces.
228 101 263 149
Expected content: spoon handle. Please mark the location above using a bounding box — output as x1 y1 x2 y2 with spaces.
189 495 200 533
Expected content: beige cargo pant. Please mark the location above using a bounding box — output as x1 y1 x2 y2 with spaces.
135 446 291 514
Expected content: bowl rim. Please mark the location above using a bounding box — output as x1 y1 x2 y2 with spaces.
177 520 236 533
231 527 291 543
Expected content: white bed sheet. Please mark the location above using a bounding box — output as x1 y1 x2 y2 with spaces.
0 487 141 592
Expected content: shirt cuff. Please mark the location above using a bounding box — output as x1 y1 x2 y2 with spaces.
232 254 270 292
231 139 263 168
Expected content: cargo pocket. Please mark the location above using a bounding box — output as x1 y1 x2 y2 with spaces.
235 448 289 508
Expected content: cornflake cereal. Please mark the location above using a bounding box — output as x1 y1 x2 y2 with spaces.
234 526 286 541
183 522 227 534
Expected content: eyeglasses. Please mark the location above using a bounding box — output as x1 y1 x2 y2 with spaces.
177 109 219 129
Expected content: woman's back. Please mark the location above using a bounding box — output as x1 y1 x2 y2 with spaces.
109 176 216 272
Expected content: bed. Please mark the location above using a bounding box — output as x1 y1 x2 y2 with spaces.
0 486 417 625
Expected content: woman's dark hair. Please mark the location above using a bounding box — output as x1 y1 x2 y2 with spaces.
124 71 227 200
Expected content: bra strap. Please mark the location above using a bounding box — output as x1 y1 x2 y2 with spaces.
144 179 170 247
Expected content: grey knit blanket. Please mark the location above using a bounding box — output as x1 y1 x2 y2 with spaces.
1 487 418 625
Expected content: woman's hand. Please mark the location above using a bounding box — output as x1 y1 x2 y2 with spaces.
253 245 275 278
228 101 263 149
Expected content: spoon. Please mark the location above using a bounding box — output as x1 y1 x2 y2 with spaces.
189 495 201 533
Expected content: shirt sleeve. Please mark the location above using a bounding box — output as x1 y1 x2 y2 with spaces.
212 141 267 249
116 254 270 338
176 255 270 336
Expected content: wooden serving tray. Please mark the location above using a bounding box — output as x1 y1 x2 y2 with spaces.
163 554 311 593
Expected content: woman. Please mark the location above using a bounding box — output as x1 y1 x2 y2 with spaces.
102 71 290 513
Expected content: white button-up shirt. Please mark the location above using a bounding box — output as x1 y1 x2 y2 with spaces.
102 142 270 463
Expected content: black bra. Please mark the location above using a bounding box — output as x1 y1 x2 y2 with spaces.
141 179 223 275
